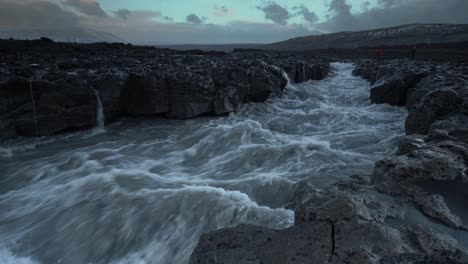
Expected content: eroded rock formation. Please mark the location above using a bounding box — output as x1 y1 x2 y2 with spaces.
0 39 330 138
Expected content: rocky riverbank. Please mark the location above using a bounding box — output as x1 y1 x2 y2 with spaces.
0 39 329 138
190 59 468 264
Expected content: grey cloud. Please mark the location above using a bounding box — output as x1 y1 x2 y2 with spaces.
0 0 313 44
256 1 290 25
377 0 402 8
64 0 107 17
214 5 235 17
292 5 318 24
0 0 80 30
318 0 468 33
328 0 352 16
114 9 160 21
163 16 174 22
186 14 203 24
361 1 371 12
115 9 131 20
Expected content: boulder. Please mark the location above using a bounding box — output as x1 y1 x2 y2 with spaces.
370 72 425 106
248 67 282 102
406 89 462 135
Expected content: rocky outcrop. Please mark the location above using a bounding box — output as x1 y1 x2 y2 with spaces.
405 88 463 134
0 39 330 138
280 61 330 83
190 60 468 264
353 60 468 135
0 78 97 136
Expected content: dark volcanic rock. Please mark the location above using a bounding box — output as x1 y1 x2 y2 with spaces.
122 73 169 116
281 60 330 83
190 223 332 264
1 78 96 136
0 39 330 138
166 71 216 119
406 88 462 135
370 72 426 106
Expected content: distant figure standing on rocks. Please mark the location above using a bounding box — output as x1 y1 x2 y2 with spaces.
411 46 417 60
376 49 383 60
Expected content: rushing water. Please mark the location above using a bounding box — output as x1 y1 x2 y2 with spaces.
93 89 105 131
0 63 407 264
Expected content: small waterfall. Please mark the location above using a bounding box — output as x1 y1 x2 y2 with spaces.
29 80 39 136
282 71 292 87
93 89 105 130
271 65 293 87
302 64 307 83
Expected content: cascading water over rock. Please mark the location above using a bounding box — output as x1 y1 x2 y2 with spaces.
0 63 407 264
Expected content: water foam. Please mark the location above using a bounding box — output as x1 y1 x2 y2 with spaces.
0 63 407 264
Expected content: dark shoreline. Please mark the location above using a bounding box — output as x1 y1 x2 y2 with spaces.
0 38 329 139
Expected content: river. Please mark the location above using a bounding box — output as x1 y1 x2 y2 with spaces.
0 63 407 264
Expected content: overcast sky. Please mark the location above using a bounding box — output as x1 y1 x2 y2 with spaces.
1 0 468 44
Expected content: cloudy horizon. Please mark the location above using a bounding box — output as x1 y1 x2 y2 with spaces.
1 0 468 44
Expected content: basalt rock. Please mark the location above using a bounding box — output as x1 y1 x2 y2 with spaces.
1 78 97 137
406 88 462 135
0 40 331 138
281 60 330 83
122 73 169 116
191 175 468 264
370 72 426 106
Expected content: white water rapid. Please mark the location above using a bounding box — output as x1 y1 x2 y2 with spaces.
0 63 407 264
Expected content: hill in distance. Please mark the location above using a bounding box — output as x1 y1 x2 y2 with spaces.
261 24 468 51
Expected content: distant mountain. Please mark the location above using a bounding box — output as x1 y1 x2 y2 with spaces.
0 28 124 43
261 24 468 51
156 43 260 52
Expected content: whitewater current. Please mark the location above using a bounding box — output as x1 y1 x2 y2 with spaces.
0 63 407 264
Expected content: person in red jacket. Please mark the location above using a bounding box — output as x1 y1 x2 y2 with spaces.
376 49 383 60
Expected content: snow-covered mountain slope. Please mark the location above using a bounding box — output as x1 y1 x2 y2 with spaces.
262 24 468 50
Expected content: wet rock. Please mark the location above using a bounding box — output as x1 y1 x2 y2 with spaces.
167 72 216 119
9 78 97 136
410 190 464 230
93 75 125 123
122 73 169 116
282 61 330 83
428 115 468 145
191 176 468 264
213 85 243 115
1 40 331 138
190 223 332 264
396 135 426 156
370 72 426 106
248 67 282 102
406 88 462 135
